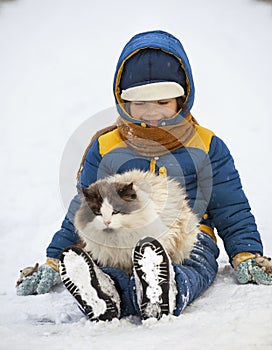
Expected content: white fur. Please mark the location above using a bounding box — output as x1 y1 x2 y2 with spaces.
74 170 199 274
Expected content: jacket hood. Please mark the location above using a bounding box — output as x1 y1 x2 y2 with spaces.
113 30 195 126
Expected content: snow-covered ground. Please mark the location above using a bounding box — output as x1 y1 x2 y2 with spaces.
0 0 272 349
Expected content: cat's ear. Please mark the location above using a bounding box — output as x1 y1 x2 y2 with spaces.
117 182 137 201
78 186 88 198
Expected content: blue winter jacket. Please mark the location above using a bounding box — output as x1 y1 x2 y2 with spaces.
47 30 263 266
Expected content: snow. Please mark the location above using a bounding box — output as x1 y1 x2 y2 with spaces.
137 247 165 303
60 250 108 317
134 243 178 315
0 0 272 349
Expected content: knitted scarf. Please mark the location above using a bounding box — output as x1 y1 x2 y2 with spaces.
117 113 198 157
77 113 198 180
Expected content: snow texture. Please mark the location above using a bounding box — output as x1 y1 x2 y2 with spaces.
0 0 272 349
134 244 177 315
139 247 165 303
61 250 107 317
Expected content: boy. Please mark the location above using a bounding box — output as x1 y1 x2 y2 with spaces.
17 30 272 321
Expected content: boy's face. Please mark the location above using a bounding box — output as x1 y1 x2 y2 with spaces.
129 98 178 127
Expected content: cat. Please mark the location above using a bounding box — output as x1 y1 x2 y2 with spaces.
74 169 199 274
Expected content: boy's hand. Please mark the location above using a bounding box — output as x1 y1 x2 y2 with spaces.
236 255 272 285
16 261 61 295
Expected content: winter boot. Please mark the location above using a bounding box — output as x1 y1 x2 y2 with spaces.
133 236 177 320
59 246 121 322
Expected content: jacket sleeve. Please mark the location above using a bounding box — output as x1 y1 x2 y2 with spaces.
207 136 263 261
46 139 102 259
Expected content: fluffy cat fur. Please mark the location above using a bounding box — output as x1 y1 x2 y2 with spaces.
74 170 199 274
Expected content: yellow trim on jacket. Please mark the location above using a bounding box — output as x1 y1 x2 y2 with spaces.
232 252 256 270
199 224 217 243
46 257 59 272
98 125 215 157
184 125 215 154
98 128 127 157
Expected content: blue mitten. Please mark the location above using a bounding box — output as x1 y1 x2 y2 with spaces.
236 255 272 285
16 261 61 295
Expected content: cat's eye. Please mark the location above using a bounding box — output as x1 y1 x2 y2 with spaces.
93 209 102 216
112 209 126 215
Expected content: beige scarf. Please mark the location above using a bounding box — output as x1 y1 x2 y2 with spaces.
77 113 198 180
117 113 198 157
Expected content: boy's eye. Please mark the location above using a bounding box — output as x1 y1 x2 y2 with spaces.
158 100 170 105
133 101 145 106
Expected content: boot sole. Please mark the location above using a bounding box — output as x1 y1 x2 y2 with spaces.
133 237 170 319
59 246 119 322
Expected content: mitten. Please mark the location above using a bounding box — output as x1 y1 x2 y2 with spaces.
235 253 272 285
16 259 61 295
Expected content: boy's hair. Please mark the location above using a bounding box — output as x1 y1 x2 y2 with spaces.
176 96 187 112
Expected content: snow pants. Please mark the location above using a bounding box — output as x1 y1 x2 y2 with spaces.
102 232 219 317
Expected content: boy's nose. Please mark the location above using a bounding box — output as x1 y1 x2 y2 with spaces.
144 103 158 116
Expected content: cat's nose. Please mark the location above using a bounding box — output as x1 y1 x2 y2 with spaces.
104 220 111 226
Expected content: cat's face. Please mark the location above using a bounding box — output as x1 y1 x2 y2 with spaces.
80 181 141 231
